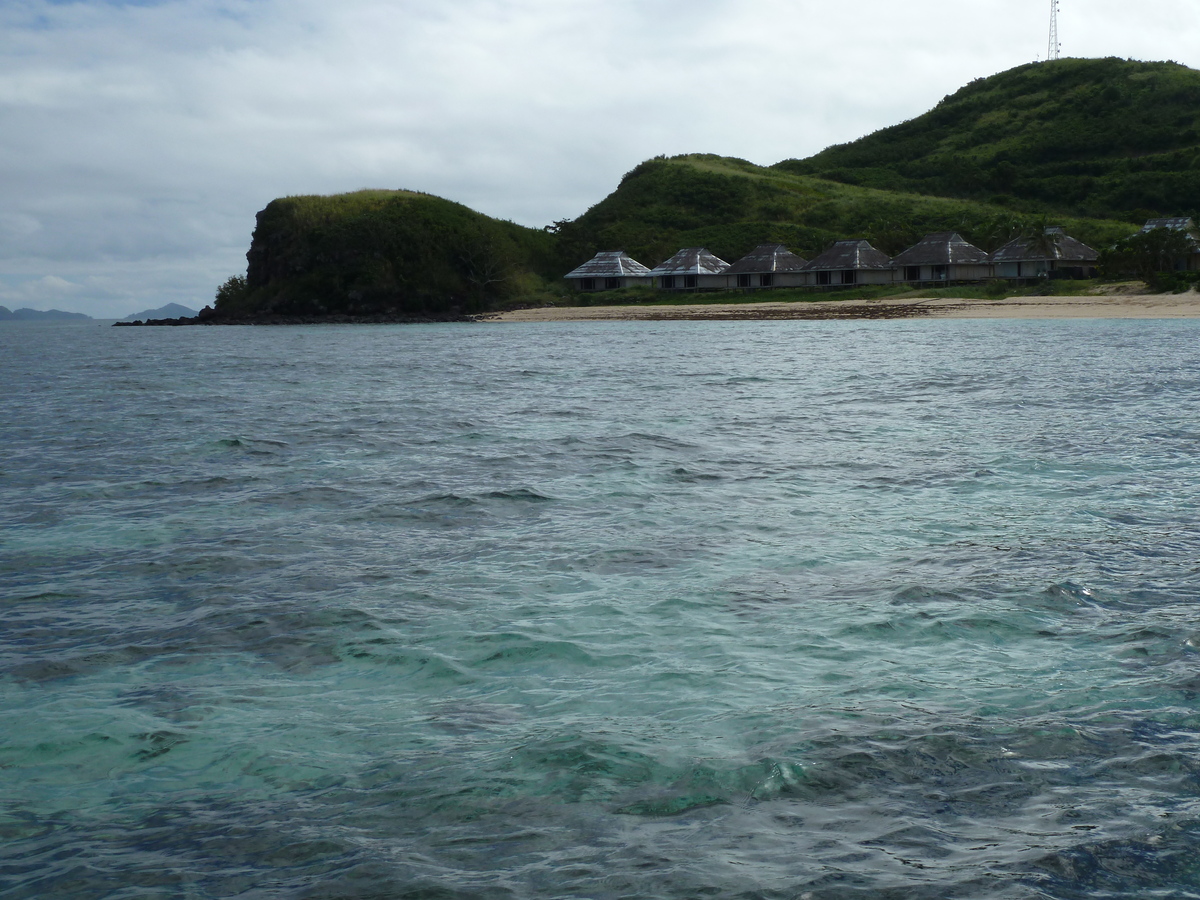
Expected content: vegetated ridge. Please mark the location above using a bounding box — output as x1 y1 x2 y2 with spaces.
775 57 1200 220
216 58 1195 320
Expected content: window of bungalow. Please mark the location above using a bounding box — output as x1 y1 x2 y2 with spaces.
904 266 920 281
816 271 831 286
841 270 857 285
737 274 752 288
605 277 620 290
660 275 675 289
580 278 595 291
759 274 774 287
933 265 948 281
684 275 698 289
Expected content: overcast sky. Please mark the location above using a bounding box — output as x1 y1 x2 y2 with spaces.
2 0 1198 317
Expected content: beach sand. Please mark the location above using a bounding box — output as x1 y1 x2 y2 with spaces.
488 287 1200 322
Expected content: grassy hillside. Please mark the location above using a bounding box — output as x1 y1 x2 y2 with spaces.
774 58 1200 221
218 190 558 317
555 153 1135 272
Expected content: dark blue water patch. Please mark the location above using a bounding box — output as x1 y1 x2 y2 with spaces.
1 595 473 683
889 585 972 606
667 466 724 483
1029 820 1200 899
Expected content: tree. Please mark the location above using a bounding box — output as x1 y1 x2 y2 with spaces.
455 229 515 310
1022 218 1063 262
215 275 249 310
1101 227 1196 281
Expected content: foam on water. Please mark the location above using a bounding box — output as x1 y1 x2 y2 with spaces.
4 319 1200 898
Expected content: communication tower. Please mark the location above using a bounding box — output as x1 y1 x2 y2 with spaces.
1047 0 1061 61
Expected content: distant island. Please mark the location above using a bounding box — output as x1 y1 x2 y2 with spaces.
0 306 92 322
120 303 198 322
135 57 1200 325
1 302 201 324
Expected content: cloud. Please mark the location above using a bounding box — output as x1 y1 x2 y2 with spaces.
1 0 1198 316
0 272 82 308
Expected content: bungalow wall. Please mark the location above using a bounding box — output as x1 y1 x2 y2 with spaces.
569 276 652 291
728 272 808 289
898 263 991 283
995 260 1095 279
995 261 1031 278
809 269 893 286
656 274 727 290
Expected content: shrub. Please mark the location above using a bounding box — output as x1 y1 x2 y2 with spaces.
215 275 249 311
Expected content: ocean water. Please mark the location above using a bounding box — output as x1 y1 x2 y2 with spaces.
4 318 1200 899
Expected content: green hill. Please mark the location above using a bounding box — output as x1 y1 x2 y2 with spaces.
554 153 1133 270
220 58 1200 316
217 190 558 318
773 57 1200 221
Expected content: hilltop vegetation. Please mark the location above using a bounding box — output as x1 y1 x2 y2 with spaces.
776 58 1200 221
218 190 558 318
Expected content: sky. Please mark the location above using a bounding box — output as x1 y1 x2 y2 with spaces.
2 0 1198 317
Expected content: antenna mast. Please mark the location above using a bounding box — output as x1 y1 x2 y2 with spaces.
1047 0 1061 61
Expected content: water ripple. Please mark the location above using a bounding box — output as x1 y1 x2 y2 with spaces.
5 319 1200 897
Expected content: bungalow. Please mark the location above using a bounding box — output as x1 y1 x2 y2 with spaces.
991 226 1098 279
725 243 809 289
892 232 991 284
804 240 893 286
650 248 730 290
564 250 653 291
1139 218 1200 271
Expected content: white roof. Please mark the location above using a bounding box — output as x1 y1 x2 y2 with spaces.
648 248 729 277
564 251 652 279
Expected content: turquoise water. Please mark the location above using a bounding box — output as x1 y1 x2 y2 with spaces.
4 319 1200 898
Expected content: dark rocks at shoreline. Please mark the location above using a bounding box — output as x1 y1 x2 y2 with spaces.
114 316 199 326
113 309 482 326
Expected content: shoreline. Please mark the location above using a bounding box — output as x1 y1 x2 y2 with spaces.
110 289 1200 326
488 290 1200 322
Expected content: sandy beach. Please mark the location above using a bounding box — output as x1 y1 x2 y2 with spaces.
488 287 1200 322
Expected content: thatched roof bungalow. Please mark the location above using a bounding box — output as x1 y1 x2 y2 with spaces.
991 227 1098 279
564 251 653 291
650 248 730 290
725 244 808 289
892 232 990 283
804 240 893 286
1140 217 1199 235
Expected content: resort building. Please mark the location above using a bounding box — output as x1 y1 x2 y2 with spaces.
804 240 893 286
564 251 653 291
1139 218 1200 271
725 244 809 289
990 226 1099 279
649 248 730 290
891 232 991 284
